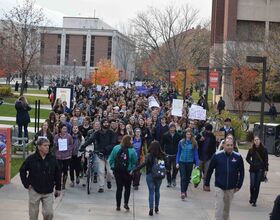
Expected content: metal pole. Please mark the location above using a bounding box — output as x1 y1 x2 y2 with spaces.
205 67 210 110
260 57 266 141
38 100 41 134
183 70 187 102
34 100 37 133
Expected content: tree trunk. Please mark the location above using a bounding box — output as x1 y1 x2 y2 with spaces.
20 71 26 96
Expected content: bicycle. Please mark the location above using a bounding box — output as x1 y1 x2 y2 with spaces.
83 149 103 194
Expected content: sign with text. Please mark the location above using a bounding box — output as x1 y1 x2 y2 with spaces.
135 81 143 87
171 99 184 116
189 105 206 121
56 87 73 108
209 71 219 88
0 127 12 184
148 96 160 108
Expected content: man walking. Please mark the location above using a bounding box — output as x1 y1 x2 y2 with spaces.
204 138 244 220
20 138 61 220
161 123 181 187
217 97 225 114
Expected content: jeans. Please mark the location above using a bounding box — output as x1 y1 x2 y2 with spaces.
179 162 193 193
250 170 264 203
146 173 162 209
166 155 178 184
29 187 53 220
114 171 132 207
199 160 211 178
18 124 28 144
58 159 71 177
70 155 81 181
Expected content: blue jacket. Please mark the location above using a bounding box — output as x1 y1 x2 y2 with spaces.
205 151 244 190
176 139 199 166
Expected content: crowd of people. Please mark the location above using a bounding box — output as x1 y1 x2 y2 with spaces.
15 80 278 220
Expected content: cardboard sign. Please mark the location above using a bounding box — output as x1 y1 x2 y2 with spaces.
189 105 206 121
214 131 225 141
171 99 184 116
148 96 160 108
0 127 12 184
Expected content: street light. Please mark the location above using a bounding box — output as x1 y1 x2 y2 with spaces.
179 69 187 102
246 56 267 141
94 67 98 85
198 66 210 110
165 70 171 90
73 59 77 81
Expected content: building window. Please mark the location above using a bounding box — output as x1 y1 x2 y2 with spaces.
90 36 95 67
107 36 112 60
65 34 70 65
237 20 265 42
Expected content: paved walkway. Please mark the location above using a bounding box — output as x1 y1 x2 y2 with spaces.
13 92 48 97
0 150 278 220
0 116 45 123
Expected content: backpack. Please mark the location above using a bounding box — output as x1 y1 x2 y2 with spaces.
115 147 129 172
152 158 166 179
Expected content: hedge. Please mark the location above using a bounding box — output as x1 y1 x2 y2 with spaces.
0 85 12 96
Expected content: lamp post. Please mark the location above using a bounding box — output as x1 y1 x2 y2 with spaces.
179 69 187 102
198 66 210 110
73 59 77 81
165 70 171 90
246 56 267 141
94 67 98 85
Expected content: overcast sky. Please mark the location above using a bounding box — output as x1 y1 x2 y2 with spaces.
0 0 212 28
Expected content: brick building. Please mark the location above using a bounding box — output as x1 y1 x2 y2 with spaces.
41 17 135 80
210 0 280 111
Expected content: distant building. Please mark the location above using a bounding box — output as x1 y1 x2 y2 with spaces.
210 0 280 111
40 17 135 80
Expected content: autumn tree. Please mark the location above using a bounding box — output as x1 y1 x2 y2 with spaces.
91 59 119 85
229 67 258 117
2 0 46 95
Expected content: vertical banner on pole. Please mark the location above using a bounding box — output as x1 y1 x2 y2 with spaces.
0 127 12 184
209 71 219 88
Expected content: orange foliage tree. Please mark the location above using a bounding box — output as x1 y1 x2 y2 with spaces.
173 68 199 94
230 67 258 117
91 59 119 85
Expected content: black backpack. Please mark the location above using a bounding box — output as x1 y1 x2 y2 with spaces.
115 147 129 172
152 158 166 179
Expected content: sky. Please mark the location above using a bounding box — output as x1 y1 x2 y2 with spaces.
0 0 212 28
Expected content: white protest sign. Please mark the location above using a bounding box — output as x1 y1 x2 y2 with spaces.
148 96 160 108
56 87 71 106
135 81 143 87
58 138 68 151
118 82 124 87
189 105 207 121
171 99 184 117
96 85 102 91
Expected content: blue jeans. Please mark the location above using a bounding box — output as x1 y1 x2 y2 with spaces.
250 170 264 203
146 173 162 209
179 162 193 193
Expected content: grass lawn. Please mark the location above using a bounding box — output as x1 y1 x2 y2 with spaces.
248 114 280 124
4 96 51 105
22 89 49 95
11 157 24 178
0 104 50 119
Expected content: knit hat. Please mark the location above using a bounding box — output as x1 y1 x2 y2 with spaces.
205 124 213 131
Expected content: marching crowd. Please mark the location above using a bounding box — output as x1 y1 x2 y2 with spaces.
15 81 278 220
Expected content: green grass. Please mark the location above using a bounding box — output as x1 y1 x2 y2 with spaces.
4 96 50 105
248 114 280 124
11 158 24 178
21 89 49 95
0 104 50 119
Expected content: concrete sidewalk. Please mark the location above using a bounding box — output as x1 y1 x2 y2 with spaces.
0 116 45 123
0 150 278 220
13 93 48 98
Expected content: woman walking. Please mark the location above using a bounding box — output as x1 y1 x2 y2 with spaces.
133 140 166 216
15 96 31 144
54 123 74 189
34 121 54 153
176 128 199 200
246 135 269 207
109 135 138 211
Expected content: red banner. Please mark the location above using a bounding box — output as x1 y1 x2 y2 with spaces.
209 71 219 88
171 72 176 82
0 127 12 185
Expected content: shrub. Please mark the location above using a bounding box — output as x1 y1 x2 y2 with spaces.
0 85 12 96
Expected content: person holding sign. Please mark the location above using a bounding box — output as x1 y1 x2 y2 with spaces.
54 123 73 190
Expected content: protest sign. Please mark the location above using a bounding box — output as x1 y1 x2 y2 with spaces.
189 105 207 121
96 85 102 91
171 99 184 116
148 96 160 108
135 81 143 87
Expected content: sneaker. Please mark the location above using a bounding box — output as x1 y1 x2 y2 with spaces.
194 183 199 188
70 181 74 187
107 181 112 189
98 188 104 193
93 174 97 183
172 179 176 187
252 202 257 207
167 183 171 188
149 209 153 216
76 177 80 184
124 204 130 210
116 207 121 211
181 193 186 200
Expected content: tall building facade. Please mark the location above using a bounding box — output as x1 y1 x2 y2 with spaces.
210 0 280 110
40 17 135 80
